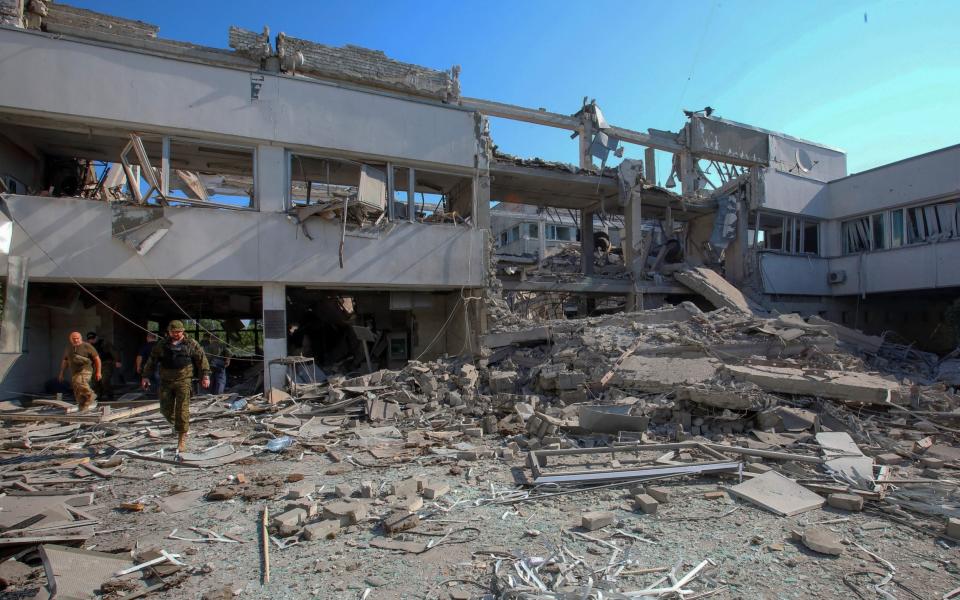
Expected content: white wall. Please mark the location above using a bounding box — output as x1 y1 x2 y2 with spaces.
1 196 485 289
828 239 960 295
0 28 478 169
761 170 831 218
828 145 960 219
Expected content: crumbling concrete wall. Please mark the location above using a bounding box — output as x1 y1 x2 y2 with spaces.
40 2 158 39
228 26 272 62
276 33 459 101
0 0 22 27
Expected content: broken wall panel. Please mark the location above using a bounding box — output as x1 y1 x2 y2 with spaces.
276 34 458 101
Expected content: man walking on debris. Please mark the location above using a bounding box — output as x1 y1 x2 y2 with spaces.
87 331 120 401
201 333 231 395
58 331 101 411
141 320 210 453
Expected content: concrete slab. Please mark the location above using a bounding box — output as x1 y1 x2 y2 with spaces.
725 364 900 405
728 471 825 517
612 357 720 392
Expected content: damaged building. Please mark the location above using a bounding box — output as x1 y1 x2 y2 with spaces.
1 3 960 599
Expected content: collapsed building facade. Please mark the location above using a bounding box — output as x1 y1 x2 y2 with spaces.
0 0 958 398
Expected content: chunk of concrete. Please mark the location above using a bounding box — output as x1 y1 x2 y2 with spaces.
581 511 615 531
801 528 844 556
674 267 753 314
488 371 518 394
947 517 960 539
483 327 550 349
725 364 900 405
272 508 307 535
921 457 945 470
826 493 864 512
302 519 341 541
612 356 721 392
383 509 419 534
874 453 903 465
285 479 315 499
389 477 420 497
728 471 825 517
334 483 353 498
322 501 368 526
644 486 670 504
422 483 449 500
634 494 659 514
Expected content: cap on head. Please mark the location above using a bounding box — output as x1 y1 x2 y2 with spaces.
167 320 185 332
86 332 97 340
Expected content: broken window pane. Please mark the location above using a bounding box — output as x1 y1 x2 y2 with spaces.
842 217 870 254
166 139 256 208
890 209 904 247
802 221 819 255
907 206 928 243
757 213 784 251
871 212 886 250
524 223 539 239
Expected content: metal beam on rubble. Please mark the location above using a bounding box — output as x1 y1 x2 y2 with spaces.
460 97 683 153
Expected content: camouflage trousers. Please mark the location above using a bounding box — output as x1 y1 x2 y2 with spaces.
159 379 192 433
70 370 96 410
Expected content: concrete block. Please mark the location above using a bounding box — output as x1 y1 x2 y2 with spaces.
422 483 449 500
921 457 945 469
335 483 353 498
947 517 960 539
645 486 670 504
827 493 864 512
285 500 318 518
875 453 903 465
390 477 419 497
703 491 726 500
581 511 615 531
556 371 586 391
360 481 376 498
488 371 518 394
802 528 844 555
463 427 483 438
322 501 368 526
634 494 659 514
285 479 315 499
391 495 423 512
457 450 480 461
383 509 419 534
272 508 307 535
302 519 341 541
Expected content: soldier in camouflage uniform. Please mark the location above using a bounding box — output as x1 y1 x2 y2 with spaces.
141 320 210 452
58 331 102 411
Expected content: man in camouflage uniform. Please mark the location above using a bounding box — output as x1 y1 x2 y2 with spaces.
141 320 210 452
201 333 231 395
58 331 101 411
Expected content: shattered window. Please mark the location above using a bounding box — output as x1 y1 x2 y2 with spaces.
524 223 539 239
842 217 870 254
890 209 905 247
756 213 785 251
872 212 886 250
165 139 256 209
801 220 819 255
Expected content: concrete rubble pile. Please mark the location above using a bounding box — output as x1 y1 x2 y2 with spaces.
1 301 960 597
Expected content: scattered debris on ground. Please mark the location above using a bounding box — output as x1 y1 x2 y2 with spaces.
1 299 959 599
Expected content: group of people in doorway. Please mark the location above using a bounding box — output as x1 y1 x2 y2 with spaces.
58 321 233 453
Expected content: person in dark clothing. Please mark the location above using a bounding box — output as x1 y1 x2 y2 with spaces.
135 332 160 395
87 332 120 401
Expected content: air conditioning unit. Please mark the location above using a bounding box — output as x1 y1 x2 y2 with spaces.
828 270 847 284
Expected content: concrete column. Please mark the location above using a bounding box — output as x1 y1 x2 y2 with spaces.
474 173 491 229
624 191 644 311
0 255 28 353
161 136 170 196
581 210 595 276
408 167 416 223
537 213 546 269
256 144 287 212
262 283 287 391
644 147 656 184
578 122 594 170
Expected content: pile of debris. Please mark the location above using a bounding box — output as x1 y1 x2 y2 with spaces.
1 298 960 597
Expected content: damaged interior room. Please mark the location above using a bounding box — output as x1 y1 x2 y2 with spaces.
0 1 959 598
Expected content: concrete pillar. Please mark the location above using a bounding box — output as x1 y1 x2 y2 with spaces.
474 174 490 229
256 144 287 212
581 210 595 276
0 255 28 353
624 191 644 311
537 213 546 269
262 283 287 391
644 148 656 184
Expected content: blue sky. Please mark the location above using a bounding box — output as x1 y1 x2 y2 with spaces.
68 0 960 180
